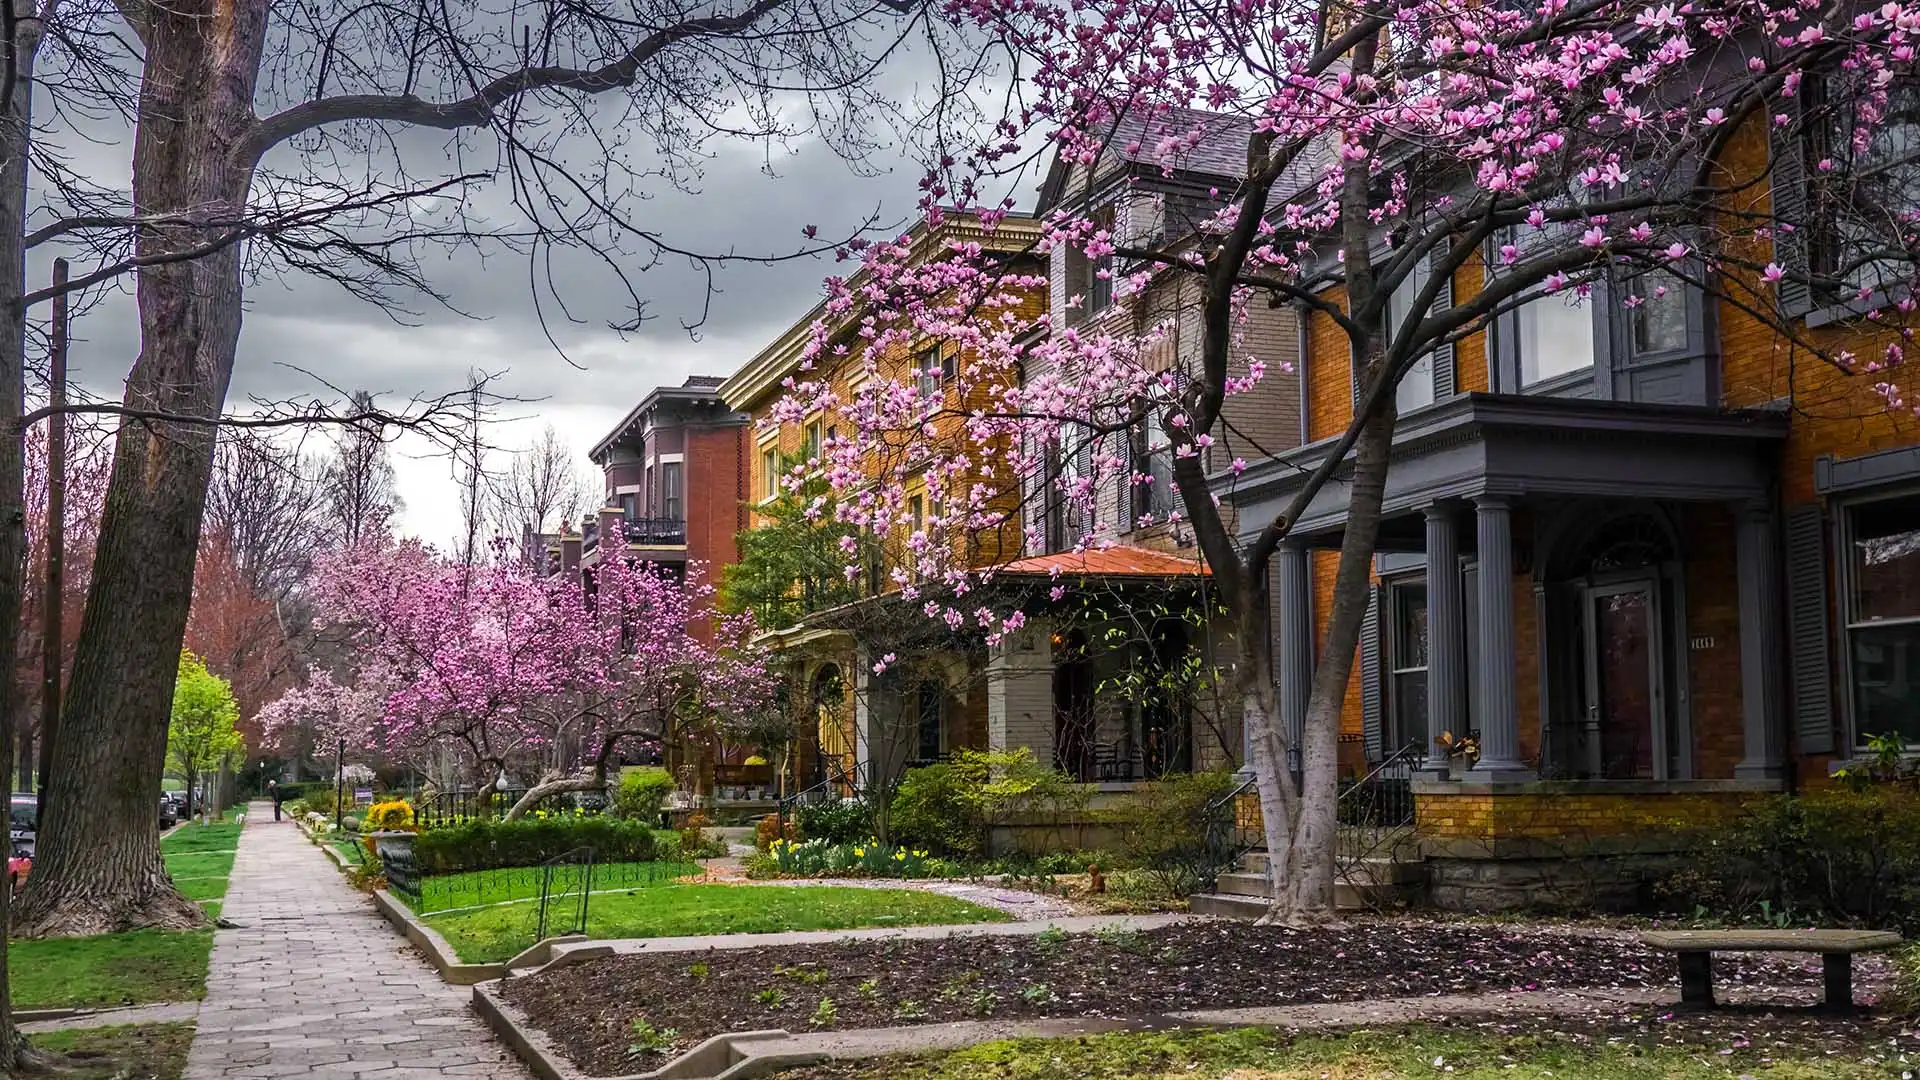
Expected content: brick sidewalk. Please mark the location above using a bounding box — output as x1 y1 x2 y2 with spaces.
184 803 529 1079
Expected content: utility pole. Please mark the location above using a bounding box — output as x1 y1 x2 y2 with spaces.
36 258 68 820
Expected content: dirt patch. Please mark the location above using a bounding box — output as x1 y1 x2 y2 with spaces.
497 919 1838 1077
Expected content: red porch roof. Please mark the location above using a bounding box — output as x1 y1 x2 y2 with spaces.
996 545 1208 578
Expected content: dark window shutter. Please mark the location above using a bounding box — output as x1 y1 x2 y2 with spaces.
1784 503 1834 754
1771 101 1815 318
1429 246 1456 399
1361 583 1385 761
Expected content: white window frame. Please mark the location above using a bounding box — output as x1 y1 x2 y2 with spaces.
1837 487 1920 749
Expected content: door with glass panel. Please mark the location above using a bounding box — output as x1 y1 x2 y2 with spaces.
1581 578 1667 779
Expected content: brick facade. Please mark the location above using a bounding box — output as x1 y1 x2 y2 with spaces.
1275 107 1917 871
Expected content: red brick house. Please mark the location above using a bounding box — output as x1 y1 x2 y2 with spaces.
1215 92 1920 912
552 376 749 614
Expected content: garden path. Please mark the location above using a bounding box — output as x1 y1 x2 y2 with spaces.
183 802 531 1080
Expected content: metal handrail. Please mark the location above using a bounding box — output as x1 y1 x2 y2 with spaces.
1344 740 1426 797
777 760 865 819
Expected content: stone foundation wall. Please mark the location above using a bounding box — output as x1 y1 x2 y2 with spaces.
1424 848 1690 912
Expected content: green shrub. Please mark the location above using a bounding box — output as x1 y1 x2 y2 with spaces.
890 749 1088 859
302 786 347 818
1682 785 1920 932
1885 945 1920 1014
795 799 876 845
1104 770 1239 898
411 814 663 874
612 769 676 822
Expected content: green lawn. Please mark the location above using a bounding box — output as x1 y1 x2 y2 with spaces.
6 815 236 1009
29 1022 194 1080
787 1026 1902 1080
173 877 228 902
9 929 213 1009
161 852 234 879
161 820 241 855
425 884 1010 963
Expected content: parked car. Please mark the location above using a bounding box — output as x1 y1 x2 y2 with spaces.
159 795 178 828
8 793 33 857
8 793 35 895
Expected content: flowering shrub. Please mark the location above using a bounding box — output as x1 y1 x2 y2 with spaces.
766 837 933 879
365 800 415 831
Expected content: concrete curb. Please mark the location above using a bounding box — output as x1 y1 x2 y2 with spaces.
543 913 1197 969
473 984 794 1080
473 980 1674 1080
18 1001 203 1036
370 888 509 985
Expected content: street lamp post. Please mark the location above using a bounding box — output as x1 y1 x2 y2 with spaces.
334 738 346 831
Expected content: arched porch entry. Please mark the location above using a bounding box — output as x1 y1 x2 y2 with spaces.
1536 503 1693 780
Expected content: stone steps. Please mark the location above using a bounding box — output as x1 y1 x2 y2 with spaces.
1191 854 1424 918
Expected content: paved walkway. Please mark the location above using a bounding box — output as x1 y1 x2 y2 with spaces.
184 802 529 1079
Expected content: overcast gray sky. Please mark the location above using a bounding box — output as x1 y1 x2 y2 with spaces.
54 135 933 547
29 8 1039 550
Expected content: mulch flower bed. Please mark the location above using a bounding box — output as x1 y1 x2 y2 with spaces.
497 920 1837 1076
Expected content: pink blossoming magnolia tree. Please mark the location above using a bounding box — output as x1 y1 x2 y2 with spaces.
785 0 1920 921
262 540 774 818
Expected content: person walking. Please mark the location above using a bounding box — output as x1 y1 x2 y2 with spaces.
268 780 281 822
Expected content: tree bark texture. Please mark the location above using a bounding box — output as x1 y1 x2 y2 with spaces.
15 1 267 937
1282 400 1395 920
0 3 52 1062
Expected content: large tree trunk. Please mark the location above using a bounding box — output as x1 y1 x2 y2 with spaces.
15 2 268 937
1281 402 1396 920
0 2 51 1063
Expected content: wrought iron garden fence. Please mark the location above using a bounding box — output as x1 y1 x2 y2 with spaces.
531 846 595 943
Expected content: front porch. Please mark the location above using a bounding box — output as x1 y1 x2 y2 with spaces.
1231 395 1798 908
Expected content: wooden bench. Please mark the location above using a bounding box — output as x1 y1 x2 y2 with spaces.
1640 929 1902 1010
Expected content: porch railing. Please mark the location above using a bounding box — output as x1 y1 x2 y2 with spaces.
778 760 867 819
622 517 687 545
1200 771 1260 890
1336 742 1424 861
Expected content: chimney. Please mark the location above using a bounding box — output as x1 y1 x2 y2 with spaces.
560 535 582 574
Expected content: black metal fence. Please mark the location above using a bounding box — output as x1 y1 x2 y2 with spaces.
403 857 686 914
532 847 595 942
413 788 608 829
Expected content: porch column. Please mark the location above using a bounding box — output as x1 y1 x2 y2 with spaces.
1277 542 1313 782
1735 501 1789 779
1469 495 1533 780
986 621 1054 766
1423 503 1465 780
